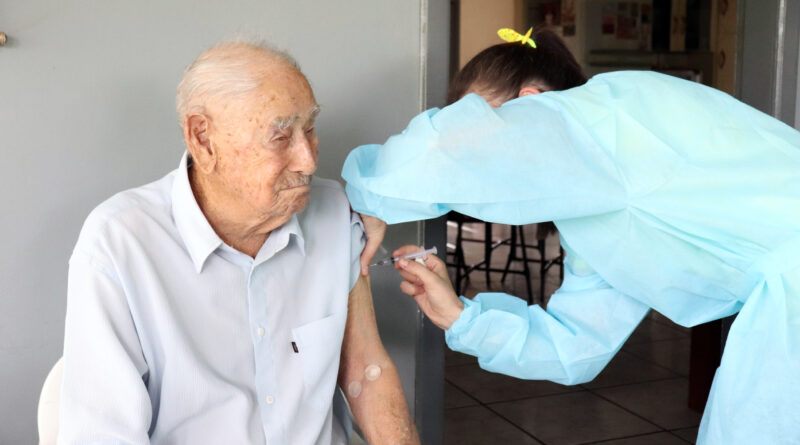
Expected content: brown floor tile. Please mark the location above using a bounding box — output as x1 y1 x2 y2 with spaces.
589 431 689 444
670 426 698 444
445 348 478 367
647 311 690 332
627 319 689 345
444 381 479 409
490 391 660 445
623 338 691 376
583 351 678 390
444 405 542 445
593 378 702 430
446 363 578 404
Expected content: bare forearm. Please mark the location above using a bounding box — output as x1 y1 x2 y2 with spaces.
339 275 420 444
345 358 419 444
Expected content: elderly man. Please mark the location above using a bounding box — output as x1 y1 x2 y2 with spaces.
58 41 418 445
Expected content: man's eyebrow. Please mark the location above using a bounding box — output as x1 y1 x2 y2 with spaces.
270 105 321 131
308 104 321 122
271 116 296 131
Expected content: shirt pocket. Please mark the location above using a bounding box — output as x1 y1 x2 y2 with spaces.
291 313 346 407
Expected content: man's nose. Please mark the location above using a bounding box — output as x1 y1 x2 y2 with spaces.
290 133 317 175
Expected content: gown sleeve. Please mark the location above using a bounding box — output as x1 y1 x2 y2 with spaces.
446 247 650 385
342 92 629 225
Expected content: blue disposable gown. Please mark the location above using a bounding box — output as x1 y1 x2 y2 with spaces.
342 71 800 444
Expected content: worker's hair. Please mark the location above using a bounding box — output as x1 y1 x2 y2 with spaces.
175 36 300 129
447 29 587 104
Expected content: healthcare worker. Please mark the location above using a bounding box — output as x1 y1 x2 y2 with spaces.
345 29 800 444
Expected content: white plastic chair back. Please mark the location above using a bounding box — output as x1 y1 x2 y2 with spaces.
37 357 63 445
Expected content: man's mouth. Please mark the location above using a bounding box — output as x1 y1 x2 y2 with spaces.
283 184 309 191
281 177 311 191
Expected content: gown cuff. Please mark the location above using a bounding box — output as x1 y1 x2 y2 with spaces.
445 296 482 354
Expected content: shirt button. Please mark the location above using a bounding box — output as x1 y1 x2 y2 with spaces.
265 395 275 404
257 327 265 337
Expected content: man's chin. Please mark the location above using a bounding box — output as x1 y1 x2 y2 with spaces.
266 188 310 219
287 194 310 214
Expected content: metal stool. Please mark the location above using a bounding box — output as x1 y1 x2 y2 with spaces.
500 223 564 306
446 212 499 295
446 215 564 305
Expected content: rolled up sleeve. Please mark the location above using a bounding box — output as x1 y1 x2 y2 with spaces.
348 212 366 291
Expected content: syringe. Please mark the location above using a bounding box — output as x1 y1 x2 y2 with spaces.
370 246 438 267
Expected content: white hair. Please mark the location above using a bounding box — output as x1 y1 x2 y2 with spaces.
175 36 300 129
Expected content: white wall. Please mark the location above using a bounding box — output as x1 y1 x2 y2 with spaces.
0 1 444 442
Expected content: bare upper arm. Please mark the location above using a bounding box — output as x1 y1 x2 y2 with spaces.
338 274 391 387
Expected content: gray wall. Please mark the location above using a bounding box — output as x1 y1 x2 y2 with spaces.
0 1 447 443
796 30 800 130
737 0 800 129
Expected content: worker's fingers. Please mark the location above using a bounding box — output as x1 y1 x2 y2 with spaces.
396 268 423 285
399 280 424 296
392 244 423 258
359 214 387 276
399 258 462 330
419 252 449 280
392 244 429 283
397 257 443 285
393 245 448 277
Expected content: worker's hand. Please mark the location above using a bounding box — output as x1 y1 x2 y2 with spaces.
393 245 464 330
359 214 387 276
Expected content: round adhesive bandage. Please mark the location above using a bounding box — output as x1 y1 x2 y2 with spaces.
347 381 362 398
365 364 382 381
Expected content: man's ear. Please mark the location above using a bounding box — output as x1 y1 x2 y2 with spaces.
184 114 216 174
518 86 542 97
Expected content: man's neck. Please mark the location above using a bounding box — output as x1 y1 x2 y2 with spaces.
189 167 283 259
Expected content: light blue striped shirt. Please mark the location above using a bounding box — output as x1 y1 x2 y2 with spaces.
59 153 364 444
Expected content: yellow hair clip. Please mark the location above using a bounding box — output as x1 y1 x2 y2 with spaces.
497 27 537 48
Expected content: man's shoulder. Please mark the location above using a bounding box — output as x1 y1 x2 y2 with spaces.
309 176 345 195
73 171 177 257
300 177 351 225
307 177 348 207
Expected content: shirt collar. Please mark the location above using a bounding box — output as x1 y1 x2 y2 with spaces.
254 212 306 267
171 152 223 273
172 152 307 272
283 213 306 255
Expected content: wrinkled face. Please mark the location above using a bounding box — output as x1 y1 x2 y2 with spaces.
209 64 319 223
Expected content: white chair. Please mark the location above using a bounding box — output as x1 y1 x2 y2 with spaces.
37 357 63 445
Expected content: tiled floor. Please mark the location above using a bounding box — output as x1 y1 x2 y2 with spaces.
443 222 701 445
